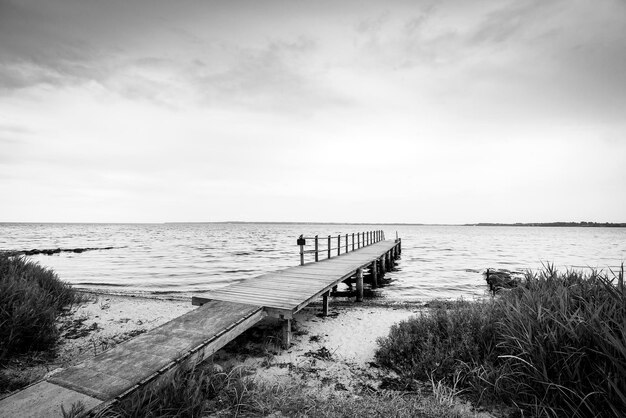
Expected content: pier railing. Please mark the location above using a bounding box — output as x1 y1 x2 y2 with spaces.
297 230 385 265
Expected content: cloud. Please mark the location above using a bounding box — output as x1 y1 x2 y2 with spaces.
1 0 625 222
186 36 352 113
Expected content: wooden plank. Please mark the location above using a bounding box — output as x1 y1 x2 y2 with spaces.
49 301 263 400
250 276 347 285
207 290 305 305
208 295 295 310
206 291 304 304
243 274 338 284
273 269 348 279
231 280 327 289
219 278 326 289
233 283 329 292
269 272 353 281
0 381 102 418
246 277 349 290
197 240 401 315
247 275 331 283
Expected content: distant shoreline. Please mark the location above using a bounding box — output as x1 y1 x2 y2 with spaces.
465 222 626 228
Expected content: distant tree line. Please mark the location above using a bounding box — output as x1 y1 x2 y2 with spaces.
467 221 626 227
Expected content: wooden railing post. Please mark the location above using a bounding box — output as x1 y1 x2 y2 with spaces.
314 235 319 262
345 234 348 253
352 233 355 251
357 233 360 249
298 235 305 265
327 235 331 259
337 235 340 256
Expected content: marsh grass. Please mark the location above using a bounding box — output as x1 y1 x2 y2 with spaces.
95 364 256 417
376 265 626 417
96 361 470 418
0 253 86 362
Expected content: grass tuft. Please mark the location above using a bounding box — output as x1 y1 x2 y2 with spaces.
376 265 626 417
98 360 470 418
0 253 85 362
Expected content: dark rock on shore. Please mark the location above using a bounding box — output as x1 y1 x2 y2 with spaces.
484 268 522 295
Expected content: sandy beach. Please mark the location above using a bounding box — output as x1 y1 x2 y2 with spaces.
2 291 422 397
231 301 422 394
1 293 194 392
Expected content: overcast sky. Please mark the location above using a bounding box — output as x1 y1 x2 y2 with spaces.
1 0 625 224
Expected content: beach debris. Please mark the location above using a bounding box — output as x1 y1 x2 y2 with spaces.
60 317 99 340
304 346 333 360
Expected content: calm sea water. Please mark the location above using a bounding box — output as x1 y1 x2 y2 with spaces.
1 223 624 301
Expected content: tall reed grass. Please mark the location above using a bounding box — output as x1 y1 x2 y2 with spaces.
376 265 626 417
0 253 83 361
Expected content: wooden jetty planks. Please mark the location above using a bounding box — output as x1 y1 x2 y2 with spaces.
47 300 265 401
194 240 399 314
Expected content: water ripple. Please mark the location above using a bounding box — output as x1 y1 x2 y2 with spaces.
0 223 624 301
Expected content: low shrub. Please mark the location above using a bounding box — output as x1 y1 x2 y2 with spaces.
376 265 626 417
375 299 498 384
0 253 83 361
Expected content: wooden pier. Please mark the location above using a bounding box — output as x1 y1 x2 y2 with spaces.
0 231 401 417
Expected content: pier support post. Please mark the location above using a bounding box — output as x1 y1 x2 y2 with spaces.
371 261 378 288
322 291 330 316
356 268 364 302
380 255 386 277
282 319 292 348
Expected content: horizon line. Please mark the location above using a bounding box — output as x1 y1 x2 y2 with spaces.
1 221 625 227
